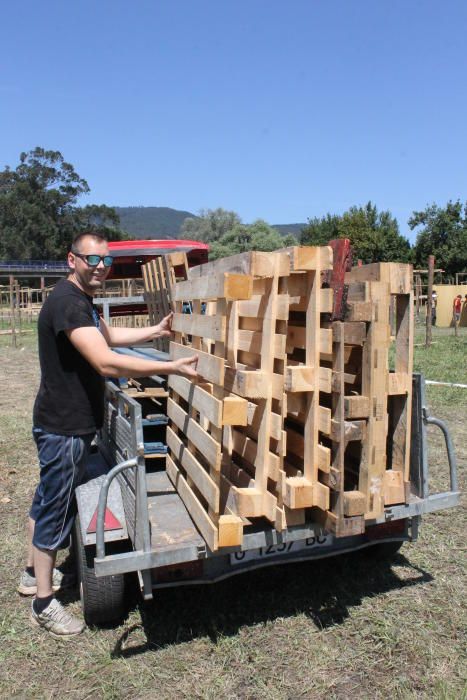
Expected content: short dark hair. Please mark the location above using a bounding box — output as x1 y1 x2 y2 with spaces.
71 232 108 254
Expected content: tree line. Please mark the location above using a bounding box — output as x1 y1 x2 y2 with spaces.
1 148 466 277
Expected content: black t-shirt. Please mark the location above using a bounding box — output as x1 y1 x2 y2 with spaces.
33 279 104 436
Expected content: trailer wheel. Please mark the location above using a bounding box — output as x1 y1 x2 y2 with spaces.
73 514 126 626
365 540 404 559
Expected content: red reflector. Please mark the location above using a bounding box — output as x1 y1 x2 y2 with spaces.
366 519 406 541
87 507 122 534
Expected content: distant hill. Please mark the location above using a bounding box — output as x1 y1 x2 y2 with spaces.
114 205 306 241
272 223 305 238
115 206 196 239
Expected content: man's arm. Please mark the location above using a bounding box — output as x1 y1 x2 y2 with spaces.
66 326 197 379
100 313 173 348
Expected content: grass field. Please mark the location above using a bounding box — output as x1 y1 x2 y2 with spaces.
0 326 465 700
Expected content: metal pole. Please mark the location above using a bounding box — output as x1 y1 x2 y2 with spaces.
425 255 434 347
9 275 16 347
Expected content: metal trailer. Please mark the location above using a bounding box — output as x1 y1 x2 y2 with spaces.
74 372 460 626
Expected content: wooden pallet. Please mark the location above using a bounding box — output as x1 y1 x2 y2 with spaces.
345 263 414 514
142 252 190 351
163 251 414 545
166 269 257 550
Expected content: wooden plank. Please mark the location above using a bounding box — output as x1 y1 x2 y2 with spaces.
330 419 365 442
388 372 410 395
317 509 365 537
382 469 405 505
237 294 289 321
169 374 221 426
168 374 248 428
284 428 331 473
232 427 280 481
166 427 220 510
358 281 390 517
172 273 253 302
345 301 373 322
344 395 370 419
319 366 333 393
318 406 332 434
170 341 225 386
343 491 366 516
346 262 412 294
166 455 218 551
332 371 358 391
167 398 221 470
332 321 366 345
391 292 414 482
284 477 313 509
286 326 333 355
280 245 333 271
318 444 331 473
189 250 290 279
237 329 286 358
285 365 315 392
321 287 334 313
224 484 264 517
125 388 168 398
172 312 226 342
313 481 330 511
347 281 370 302
224 367 269 398
247 401 283 442
222 396 248 426
217 514 244 548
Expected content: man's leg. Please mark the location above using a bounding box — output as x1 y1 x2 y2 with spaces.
19 516 75 596
33 545 56 598
26 430 93 636
26 516 35 568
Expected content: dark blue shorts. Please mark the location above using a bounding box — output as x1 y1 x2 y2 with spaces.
30 428 94 551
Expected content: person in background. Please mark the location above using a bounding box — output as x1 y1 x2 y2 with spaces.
453 294 462 326
431 291 437 326
18 232 198 638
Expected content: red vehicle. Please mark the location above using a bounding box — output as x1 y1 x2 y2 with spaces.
107 239 209 280
96 239 209 320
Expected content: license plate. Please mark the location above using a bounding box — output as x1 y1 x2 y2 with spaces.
230 534 333 566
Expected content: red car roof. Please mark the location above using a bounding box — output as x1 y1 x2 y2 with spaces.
108 239 209 257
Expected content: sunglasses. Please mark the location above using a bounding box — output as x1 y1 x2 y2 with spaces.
74 252 114 268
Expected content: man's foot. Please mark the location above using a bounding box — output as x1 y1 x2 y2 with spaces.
31 598 85 638
18 568 76 596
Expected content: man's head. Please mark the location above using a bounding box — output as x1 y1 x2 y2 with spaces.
67 233 112 295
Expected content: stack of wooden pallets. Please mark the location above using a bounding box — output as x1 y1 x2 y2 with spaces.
142 248 414 551
142 252 190 352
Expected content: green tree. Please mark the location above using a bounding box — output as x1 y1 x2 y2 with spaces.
209 219 296 260
300 202 412 264
0 147 126 260
181 208 241 243
409 201 467 277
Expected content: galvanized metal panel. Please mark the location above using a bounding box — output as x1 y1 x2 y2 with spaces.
148 492 205 550
76 475 128 546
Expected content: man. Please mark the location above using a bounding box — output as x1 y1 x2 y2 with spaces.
19 232 198 638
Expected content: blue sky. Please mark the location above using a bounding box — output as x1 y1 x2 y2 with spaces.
1 0 466 241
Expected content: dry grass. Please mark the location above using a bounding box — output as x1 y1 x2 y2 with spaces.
0 328 466 700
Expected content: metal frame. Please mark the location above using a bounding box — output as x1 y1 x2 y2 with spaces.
91 374 460 587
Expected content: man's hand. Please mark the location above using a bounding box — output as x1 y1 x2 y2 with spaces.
155 312 173 338
173 355 198 378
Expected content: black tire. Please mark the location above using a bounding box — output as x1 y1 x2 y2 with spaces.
73 514 126 626
365 540 404 560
